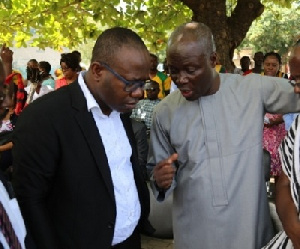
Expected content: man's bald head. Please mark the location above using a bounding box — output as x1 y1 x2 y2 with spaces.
290 46 300 59
167 22 216 59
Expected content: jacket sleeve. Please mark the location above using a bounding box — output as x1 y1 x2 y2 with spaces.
131 119 149 180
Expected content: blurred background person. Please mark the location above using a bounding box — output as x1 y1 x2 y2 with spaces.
28 62 54 103
131 80 160 131
0 44 13 80
263 52 287 186
240 56 252 75
149 53 171 99
55 53 80 89
215 54 227 73
0 45 28 249
262 52 288 78
24 59 39 87
264 44 300 249
251 51 264 74
0 74 27 173
71 50 86 71
38 61 55 90
234 56 251 75
54 68 63 79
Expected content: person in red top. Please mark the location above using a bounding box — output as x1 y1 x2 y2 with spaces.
55 53 80 89
240 56 252 75
233 56 251 75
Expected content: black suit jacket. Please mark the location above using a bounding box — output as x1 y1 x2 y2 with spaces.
12 81 150 249
131 119 148 180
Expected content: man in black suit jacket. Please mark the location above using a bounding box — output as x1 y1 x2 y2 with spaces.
12 27 151 249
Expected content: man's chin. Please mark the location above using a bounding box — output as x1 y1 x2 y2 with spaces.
120 109 132 113
118 105 135 113
184 96 198 101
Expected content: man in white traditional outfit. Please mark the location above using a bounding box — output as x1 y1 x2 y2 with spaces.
147 22 300 249
266 45 300 249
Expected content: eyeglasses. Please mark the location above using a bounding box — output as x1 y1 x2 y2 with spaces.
288 79 300 88
61 67 71 71
98 61 147 92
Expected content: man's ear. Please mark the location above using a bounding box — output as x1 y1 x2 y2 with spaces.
90 62 104 81
210 52 217 68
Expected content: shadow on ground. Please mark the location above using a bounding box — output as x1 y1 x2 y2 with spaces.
141 235 174 249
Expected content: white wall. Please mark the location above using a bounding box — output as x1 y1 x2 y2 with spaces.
11 47 69 77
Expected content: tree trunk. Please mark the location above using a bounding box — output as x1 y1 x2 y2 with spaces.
180 0 264 72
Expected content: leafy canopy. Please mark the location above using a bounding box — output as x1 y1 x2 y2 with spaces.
239 1 300 60
0 0 296 65
0 0 191 53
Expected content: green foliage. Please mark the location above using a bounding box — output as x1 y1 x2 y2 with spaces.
262 0 293 8
0 0 296 65
0 0 192 55
131 0 192 53
239 1 299 60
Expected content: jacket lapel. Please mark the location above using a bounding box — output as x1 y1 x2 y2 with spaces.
68 82 115 201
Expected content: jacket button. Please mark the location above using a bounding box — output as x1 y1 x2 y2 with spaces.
108 222 114 229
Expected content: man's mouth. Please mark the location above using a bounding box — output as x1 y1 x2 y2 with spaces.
179 89 193 98
126 102 138 108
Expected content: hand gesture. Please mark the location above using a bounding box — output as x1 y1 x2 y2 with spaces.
0 44 13 64
153 153 178 190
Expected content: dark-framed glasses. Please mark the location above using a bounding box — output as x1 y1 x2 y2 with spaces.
288 79 300 88
61 66 71 71
98 61 146 92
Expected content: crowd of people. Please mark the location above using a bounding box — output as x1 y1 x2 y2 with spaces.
0 21 299 249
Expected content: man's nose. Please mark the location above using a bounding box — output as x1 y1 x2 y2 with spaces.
176 71 188 84
130 87 143 98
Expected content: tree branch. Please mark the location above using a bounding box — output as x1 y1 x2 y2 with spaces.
179 0 199 12
228 0 264 46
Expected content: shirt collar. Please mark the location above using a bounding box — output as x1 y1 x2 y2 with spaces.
78 71 119 117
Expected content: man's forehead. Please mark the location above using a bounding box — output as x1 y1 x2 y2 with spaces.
168 40 201 55
172 32 197 45
290 59 300 70
291 47 300 59
289 48 300 65
289 55 300 79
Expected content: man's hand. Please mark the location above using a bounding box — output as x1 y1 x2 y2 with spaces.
0 44 13 78
0 43 13 64
153 153 178 190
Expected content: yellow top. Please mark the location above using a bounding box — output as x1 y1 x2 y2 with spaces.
147 73 171 99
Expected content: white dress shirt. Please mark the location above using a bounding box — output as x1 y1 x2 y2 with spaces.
78 72 141 245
